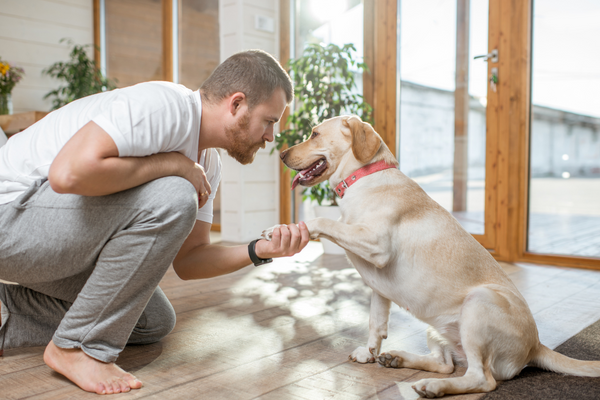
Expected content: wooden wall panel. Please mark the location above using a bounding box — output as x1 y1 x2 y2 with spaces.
279 0 291 225
363 0 374 123
478 0 500 250
179 0 220 90
363 0 397 156
511 0 531 261
94 0 101 68
492 0 529 262
163 0 174 82
105 0 164 87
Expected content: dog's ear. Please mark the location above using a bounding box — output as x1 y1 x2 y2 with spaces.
342 116 381 163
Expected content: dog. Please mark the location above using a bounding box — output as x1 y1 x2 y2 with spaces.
262 115 600 398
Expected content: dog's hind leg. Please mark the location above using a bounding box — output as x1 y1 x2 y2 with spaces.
411 356 495 398
378 327 455 374
410 287 509 397
350 291 391 363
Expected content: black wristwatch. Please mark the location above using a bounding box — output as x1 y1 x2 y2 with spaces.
248 239 273 267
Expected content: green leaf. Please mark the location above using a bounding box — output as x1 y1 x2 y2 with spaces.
42 38 117 110
274 42 373 205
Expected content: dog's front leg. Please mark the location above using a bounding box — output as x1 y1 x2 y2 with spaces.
261 219 390 268
306 218 391 268
350 291 391 363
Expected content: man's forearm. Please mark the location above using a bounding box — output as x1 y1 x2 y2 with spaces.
172 223 309 281
173 243 254 280
50 152 191 196
48 120 199 196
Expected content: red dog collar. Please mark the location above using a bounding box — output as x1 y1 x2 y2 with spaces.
334 160 397 198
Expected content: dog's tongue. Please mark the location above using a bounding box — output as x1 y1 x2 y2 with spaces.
291 163 317 190
291 174 301 190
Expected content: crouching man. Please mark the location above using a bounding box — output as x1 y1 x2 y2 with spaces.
0 50 308 394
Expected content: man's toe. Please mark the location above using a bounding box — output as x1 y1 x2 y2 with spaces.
118 378 131 393
96 382 106 395
127 374 143 389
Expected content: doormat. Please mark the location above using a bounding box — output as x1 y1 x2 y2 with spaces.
483 319 600 399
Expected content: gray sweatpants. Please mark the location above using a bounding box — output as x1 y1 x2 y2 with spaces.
0 177 198 362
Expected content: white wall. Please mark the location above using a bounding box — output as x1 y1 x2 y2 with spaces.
0 0 94 113
219 0 282 243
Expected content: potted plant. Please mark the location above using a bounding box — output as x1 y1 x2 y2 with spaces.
274 43 372 254
43 39 116 110
0 58 25 115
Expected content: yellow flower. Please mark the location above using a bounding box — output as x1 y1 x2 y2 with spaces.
0 62 9 76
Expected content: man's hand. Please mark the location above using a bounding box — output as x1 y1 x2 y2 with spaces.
173 221 311 281
255 222 310 258
180 160 212 209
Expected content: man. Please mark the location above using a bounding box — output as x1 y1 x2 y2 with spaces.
0 50 308 395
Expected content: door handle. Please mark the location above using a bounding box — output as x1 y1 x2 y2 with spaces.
474 49 498 63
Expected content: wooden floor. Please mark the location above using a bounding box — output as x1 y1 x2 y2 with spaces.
3 241 600 399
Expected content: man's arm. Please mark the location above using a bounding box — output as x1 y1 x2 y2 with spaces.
48 121 210 198
173 220 310 280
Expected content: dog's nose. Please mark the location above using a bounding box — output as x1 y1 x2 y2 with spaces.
280 149 288 161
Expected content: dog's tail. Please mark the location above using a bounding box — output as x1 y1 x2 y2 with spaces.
529 344 600 377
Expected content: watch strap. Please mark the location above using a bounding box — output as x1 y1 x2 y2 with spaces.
248 239 273 267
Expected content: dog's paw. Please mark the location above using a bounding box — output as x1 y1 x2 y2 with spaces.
304 220 320 240
377 352 403 368
261 225 279 241
411 379 444 398
349 346 376 363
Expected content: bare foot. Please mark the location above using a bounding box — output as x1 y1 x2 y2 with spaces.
43 340 142 395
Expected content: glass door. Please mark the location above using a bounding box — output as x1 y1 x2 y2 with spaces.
527 0 600 259
397 0 495 246
291 0 366 223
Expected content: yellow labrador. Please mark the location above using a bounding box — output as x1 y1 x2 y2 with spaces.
263 115 600 398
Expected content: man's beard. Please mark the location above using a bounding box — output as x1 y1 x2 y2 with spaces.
224 112 265 165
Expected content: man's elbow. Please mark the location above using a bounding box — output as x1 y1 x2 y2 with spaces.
172 262 193 281
48 167 80 194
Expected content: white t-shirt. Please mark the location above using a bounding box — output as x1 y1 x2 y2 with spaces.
0 127 7 147
0 81 221 223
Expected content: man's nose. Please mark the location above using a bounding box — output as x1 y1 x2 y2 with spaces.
264 128 274 142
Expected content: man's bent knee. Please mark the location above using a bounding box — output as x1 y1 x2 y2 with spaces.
139 177 198 231
128 288 176 345
130 310 175 345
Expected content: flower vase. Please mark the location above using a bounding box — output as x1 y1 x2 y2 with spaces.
0 93 12 115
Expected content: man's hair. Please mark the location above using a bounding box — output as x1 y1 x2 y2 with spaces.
200 50 294 109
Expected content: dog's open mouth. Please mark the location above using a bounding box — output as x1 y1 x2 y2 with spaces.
291 158 327 190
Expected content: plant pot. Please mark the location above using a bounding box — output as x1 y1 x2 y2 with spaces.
313 205 345 255
0 92 12 115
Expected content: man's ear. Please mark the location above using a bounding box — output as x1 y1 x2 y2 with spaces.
228 92 246 116
342 116 381 163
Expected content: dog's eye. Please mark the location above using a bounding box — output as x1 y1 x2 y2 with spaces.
311 131 319 139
